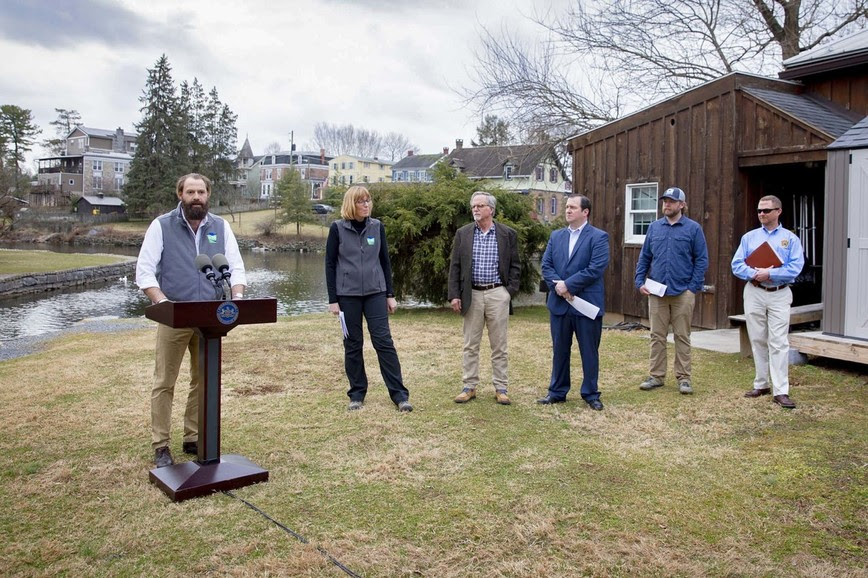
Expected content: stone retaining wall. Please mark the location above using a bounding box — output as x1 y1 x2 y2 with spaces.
0 259 137 299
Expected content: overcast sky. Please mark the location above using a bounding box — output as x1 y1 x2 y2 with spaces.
0 0 567 167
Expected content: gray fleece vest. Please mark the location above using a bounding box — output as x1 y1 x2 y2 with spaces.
157 205 227 301
335 218 387 296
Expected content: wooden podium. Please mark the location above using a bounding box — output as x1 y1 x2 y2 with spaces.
145 298 277 501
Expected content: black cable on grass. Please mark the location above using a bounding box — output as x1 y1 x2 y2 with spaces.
223 490 363 578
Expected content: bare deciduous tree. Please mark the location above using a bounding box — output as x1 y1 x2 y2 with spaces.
263 141 282 154
381 131 417 161
465 0 867 137
312 122 417 159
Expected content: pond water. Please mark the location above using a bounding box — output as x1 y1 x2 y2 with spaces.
0 245 333 341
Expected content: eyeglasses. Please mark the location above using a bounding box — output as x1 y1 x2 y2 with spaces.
756 208 779 214
355 199 371 205
471 204 489 210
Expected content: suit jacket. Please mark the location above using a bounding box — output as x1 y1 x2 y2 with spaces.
448 221 521 315
541 224 610 317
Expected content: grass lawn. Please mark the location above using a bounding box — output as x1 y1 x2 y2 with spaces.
108 209 333 238
0 307 864 577
0 248 131 275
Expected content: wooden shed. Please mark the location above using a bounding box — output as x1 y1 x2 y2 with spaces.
567 31 868 329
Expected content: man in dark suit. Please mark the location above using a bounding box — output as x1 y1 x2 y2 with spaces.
448 191 521 405
539 194 610 410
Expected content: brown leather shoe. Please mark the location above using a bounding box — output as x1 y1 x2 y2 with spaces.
495 390 511 405
454 388 476 403
773 394 796 409
744 388 771 398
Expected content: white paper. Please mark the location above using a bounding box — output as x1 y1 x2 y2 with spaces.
338 311 349 339
643 277 667 297
567 295 600 320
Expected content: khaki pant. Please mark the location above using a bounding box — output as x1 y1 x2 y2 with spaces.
462 286 511 390
151 324 199 450
743 283 792 396
648 291 696 383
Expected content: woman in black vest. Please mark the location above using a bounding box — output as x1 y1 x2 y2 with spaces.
325 186 412 411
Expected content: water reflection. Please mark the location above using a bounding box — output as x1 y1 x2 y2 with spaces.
0 247 333 341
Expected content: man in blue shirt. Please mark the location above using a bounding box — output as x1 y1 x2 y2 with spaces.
731 195 804 409
634 187 709 395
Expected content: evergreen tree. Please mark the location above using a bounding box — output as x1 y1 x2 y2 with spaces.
473 114 511 146
125 55 189 216
42 108 82 155
275 168 314 235
0 104 41 194
373 163 550 303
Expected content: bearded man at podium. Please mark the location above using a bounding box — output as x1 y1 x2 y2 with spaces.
135 173 247 468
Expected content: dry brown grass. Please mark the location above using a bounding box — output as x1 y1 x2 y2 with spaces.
0 308 865 577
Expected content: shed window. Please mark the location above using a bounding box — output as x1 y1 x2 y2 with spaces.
625 183 658 244
535 165 543 181
549 167 558 183
550 196 557 215
505 165 513 180
536 198 543 214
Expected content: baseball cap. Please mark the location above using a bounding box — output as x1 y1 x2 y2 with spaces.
661 187 686 202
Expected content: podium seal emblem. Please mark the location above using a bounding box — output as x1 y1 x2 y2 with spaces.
216 301 240 325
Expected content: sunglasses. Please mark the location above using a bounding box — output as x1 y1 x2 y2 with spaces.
757 208 779 214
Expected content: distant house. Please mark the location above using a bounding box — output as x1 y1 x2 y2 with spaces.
567 28 867 329
74 192 126 215
230 137 257 200
248 149 333 202
391 150 447 183
445 140 569 223
35 127 135 206
329 154 394 186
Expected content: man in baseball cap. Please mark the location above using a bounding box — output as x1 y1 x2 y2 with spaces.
634 186 708 395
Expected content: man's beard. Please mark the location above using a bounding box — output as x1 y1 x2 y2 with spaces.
183 200 208 221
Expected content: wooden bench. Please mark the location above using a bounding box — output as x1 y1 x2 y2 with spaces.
728 303 823 357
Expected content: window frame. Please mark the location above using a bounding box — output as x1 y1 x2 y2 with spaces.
624 182 659 245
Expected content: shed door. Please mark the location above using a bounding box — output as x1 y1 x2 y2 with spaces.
845 148 868 339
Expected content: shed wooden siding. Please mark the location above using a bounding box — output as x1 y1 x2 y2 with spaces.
738 95 834 166
822 149 850 334
802 71 868 117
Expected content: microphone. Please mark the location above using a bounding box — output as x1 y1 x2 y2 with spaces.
211 253 232 301
195 254 224 300
195 254 216 282
212 253 231 281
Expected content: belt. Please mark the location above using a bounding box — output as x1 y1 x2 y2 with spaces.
472 283 502 291
751 280 789 292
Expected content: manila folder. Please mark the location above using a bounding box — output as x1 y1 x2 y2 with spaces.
745 241 783 269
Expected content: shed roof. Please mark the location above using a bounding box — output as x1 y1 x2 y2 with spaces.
445 143 555 178
742 87 862 138
78 195 126 207
828 115 868 150
780 28 868 79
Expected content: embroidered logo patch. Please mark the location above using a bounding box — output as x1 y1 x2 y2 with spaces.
366 236 375 246
207 232 218 244
781 239 789 248
216 301 239 325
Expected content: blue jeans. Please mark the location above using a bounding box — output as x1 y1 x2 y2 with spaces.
338 292 409 403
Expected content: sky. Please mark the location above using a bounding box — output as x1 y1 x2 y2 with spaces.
0 0 566 168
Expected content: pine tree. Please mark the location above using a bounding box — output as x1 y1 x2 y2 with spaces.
125 55 188 216
276 168 314 235
0 105 41 194
42 108 82 155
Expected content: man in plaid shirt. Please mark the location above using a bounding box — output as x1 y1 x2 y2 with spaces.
448 192 521 405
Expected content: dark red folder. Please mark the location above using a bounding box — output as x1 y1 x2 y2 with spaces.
745 241 783 269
